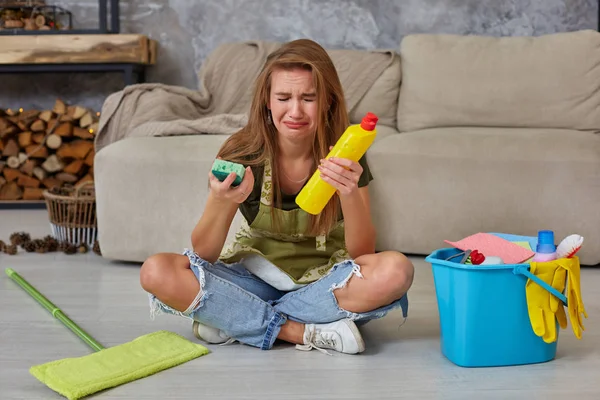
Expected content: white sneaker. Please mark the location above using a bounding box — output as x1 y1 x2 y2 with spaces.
192 321 235 345
296 319 365 355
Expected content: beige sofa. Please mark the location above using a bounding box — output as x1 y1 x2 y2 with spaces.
94 30 600 266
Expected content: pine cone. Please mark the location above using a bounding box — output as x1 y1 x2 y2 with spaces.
32 239 47 253
4 244 17 255
10 232 31 246
78 243 88 254
48 185 72 196
93 240 101 256
0 240 5 252
48 186 61 195
9 232 19 245
43 235 59 252
60 185 74 196
22 240 36 253
60 242 77 255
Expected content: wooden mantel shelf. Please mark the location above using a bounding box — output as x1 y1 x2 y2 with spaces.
0 34 157 65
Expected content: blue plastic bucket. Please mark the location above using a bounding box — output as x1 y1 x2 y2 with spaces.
425 247 566 368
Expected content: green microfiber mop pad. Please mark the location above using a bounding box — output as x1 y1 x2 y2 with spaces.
5 268 209 400
211 159 245 186
30 330 209 400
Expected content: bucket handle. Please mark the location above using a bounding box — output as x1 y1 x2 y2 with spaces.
513 265 568 306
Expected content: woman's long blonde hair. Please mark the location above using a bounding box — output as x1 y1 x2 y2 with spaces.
217 38 349 236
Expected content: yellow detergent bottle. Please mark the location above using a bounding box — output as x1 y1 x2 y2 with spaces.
296 112 379 215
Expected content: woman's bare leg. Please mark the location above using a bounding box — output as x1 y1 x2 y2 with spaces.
140 252 305 344
333 251 414 313
277 320 305 344
139 251 413 350
275 252 413 346
140 253 200 311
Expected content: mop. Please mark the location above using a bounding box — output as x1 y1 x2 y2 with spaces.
5 268 210 400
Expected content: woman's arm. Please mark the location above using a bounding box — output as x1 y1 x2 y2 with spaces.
318 156 376 258
338 187 376 258
191 193 240 263
191 166 254 263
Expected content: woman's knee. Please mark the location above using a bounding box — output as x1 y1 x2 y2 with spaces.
373 251 414 299
333 251 413 313
140 254 166 293
140 253 187 294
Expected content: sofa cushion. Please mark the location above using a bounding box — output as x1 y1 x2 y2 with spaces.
94 125 397 262
366 127 600 265
396 30 600 132
372 124 397 142
95 135 243 261
348 51 401 128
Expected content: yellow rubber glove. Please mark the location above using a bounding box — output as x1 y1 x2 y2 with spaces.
526 261 566 343
555 256 588 338
550 264 568 330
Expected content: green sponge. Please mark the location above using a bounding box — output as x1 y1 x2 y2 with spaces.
211 159 246 186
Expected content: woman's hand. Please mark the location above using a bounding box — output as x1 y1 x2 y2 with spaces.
318 147 362 197
208 165 254 204
193 164 253 263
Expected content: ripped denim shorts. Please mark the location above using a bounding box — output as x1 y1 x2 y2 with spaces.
148 249 409 350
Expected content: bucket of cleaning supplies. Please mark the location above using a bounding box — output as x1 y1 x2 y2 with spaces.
425 247 565 368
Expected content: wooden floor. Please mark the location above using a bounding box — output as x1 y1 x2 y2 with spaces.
1 209 599 399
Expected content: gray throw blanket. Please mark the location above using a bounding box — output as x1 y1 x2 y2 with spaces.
95 40 396 154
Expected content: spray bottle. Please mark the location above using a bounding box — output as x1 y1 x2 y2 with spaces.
295 112 379 215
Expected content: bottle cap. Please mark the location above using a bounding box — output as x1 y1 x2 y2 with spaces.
360 112 378 131
536 230 556 253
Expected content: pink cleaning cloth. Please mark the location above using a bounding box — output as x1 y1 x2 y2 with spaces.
444 232 535 264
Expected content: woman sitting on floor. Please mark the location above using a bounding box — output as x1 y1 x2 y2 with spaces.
140 38 414 355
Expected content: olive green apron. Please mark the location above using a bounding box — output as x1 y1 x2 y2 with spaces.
219 159 350 288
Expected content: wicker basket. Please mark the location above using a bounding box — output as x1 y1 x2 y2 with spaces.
43 181 97 247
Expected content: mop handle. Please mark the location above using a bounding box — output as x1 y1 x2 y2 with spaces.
5 268 105 352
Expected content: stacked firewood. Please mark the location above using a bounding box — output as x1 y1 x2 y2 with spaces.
0 1 68 31
0 99 98 201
